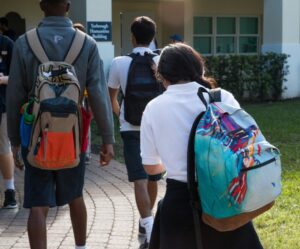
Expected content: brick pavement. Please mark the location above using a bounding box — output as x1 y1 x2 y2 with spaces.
0 155 166 249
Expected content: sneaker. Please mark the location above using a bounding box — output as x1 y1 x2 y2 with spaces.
138 221 146 236
139 239 149 249
85 155 91 165
3 189 17 209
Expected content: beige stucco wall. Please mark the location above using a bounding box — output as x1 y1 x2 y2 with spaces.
112 0 185 56
188 0 263 47
193 0 263 15
1 0 43 30
112 1 159 56
1 0 264 53
69 0 87 26
1 0 87 33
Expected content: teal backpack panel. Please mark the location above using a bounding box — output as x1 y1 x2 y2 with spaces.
189 87 281 219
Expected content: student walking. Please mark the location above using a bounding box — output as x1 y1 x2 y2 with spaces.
6 1 114 249
108 16 163 249
0 17 16 41
140 43 264 249
0 34 17 209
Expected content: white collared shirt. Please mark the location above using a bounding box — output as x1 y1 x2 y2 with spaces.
107 47 160 131
141 81 240 182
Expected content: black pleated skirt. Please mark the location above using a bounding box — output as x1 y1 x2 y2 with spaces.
149 178 264 249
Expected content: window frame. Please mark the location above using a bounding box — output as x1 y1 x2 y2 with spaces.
193 15 261 56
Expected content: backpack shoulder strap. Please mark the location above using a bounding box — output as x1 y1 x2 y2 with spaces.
127 52 139 59
197 87 222 108
187 107 205 249
64 29 86 65
26 28 49 63
127 52 156 60
145 52 156 59
209 88 221 102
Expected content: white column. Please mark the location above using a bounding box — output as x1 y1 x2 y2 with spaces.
262 0 300 98
86 0 114 77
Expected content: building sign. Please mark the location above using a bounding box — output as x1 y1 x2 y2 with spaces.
87 22 112 42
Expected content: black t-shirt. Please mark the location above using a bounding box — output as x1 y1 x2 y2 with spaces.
0 35 14 112
3 29 16 41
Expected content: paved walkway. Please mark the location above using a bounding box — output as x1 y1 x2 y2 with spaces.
0 155 166 249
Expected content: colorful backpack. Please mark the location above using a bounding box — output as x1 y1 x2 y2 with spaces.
187 87 282 232
23 28 86 170
124 52 163 126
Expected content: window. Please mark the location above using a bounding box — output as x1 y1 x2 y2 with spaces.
193 16 259 55
193 17 213 54
239 17 259 53
216 17 236 54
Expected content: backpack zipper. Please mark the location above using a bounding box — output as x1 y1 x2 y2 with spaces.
43 124 49 160
29 110 41 150
240 157 277 172
38 80 80 98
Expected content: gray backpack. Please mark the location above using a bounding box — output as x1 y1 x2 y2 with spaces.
25 28 85 170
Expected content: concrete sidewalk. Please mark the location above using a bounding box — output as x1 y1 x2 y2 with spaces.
0 155 166 249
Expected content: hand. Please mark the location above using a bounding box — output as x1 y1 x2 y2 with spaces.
99 144 114 166
0 73 8 85
11 146 24 171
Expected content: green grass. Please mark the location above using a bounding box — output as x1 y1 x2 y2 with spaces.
91 99 300 248
243 99 300 249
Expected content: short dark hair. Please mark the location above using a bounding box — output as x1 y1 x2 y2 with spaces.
157 43 215 88
131 16 156 46
0 17 8 26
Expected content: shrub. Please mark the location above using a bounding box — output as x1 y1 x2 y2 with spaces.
204 53 289 102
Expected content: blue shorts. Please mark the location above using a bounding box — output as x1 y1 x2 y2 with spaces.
22 148 86 208
121 131 162 182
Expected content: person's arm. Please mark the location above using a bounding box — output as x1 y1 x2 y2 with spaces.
108 87 120 116
85 41 115 166
107 57 122 117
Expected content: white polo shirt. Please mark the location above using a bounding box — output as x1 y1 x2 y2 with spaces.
107 47 160 132
140 81 240 183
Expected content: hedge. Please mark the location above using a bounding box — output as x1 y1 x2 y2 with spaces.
204 53 289 102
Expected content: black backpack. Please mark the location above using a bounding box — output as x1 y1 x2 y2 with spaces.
124 52 163 126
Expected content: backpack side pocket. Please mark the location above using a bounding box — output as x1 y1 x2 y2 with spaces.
20 102 35 148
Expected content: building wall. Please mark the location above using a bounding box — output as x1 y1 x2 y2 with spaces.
1 0 299 98
112 1 158 56
263 0 300 98
190 0 264 45
0 0 87 31
263 0 282 44
69 0 87 26
112 0 184 56
193 0 263 15
0 0 43 30
1 0 264 54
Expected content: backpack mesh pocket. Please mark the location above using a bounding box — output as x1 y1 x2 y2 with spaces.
29 97 80 170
